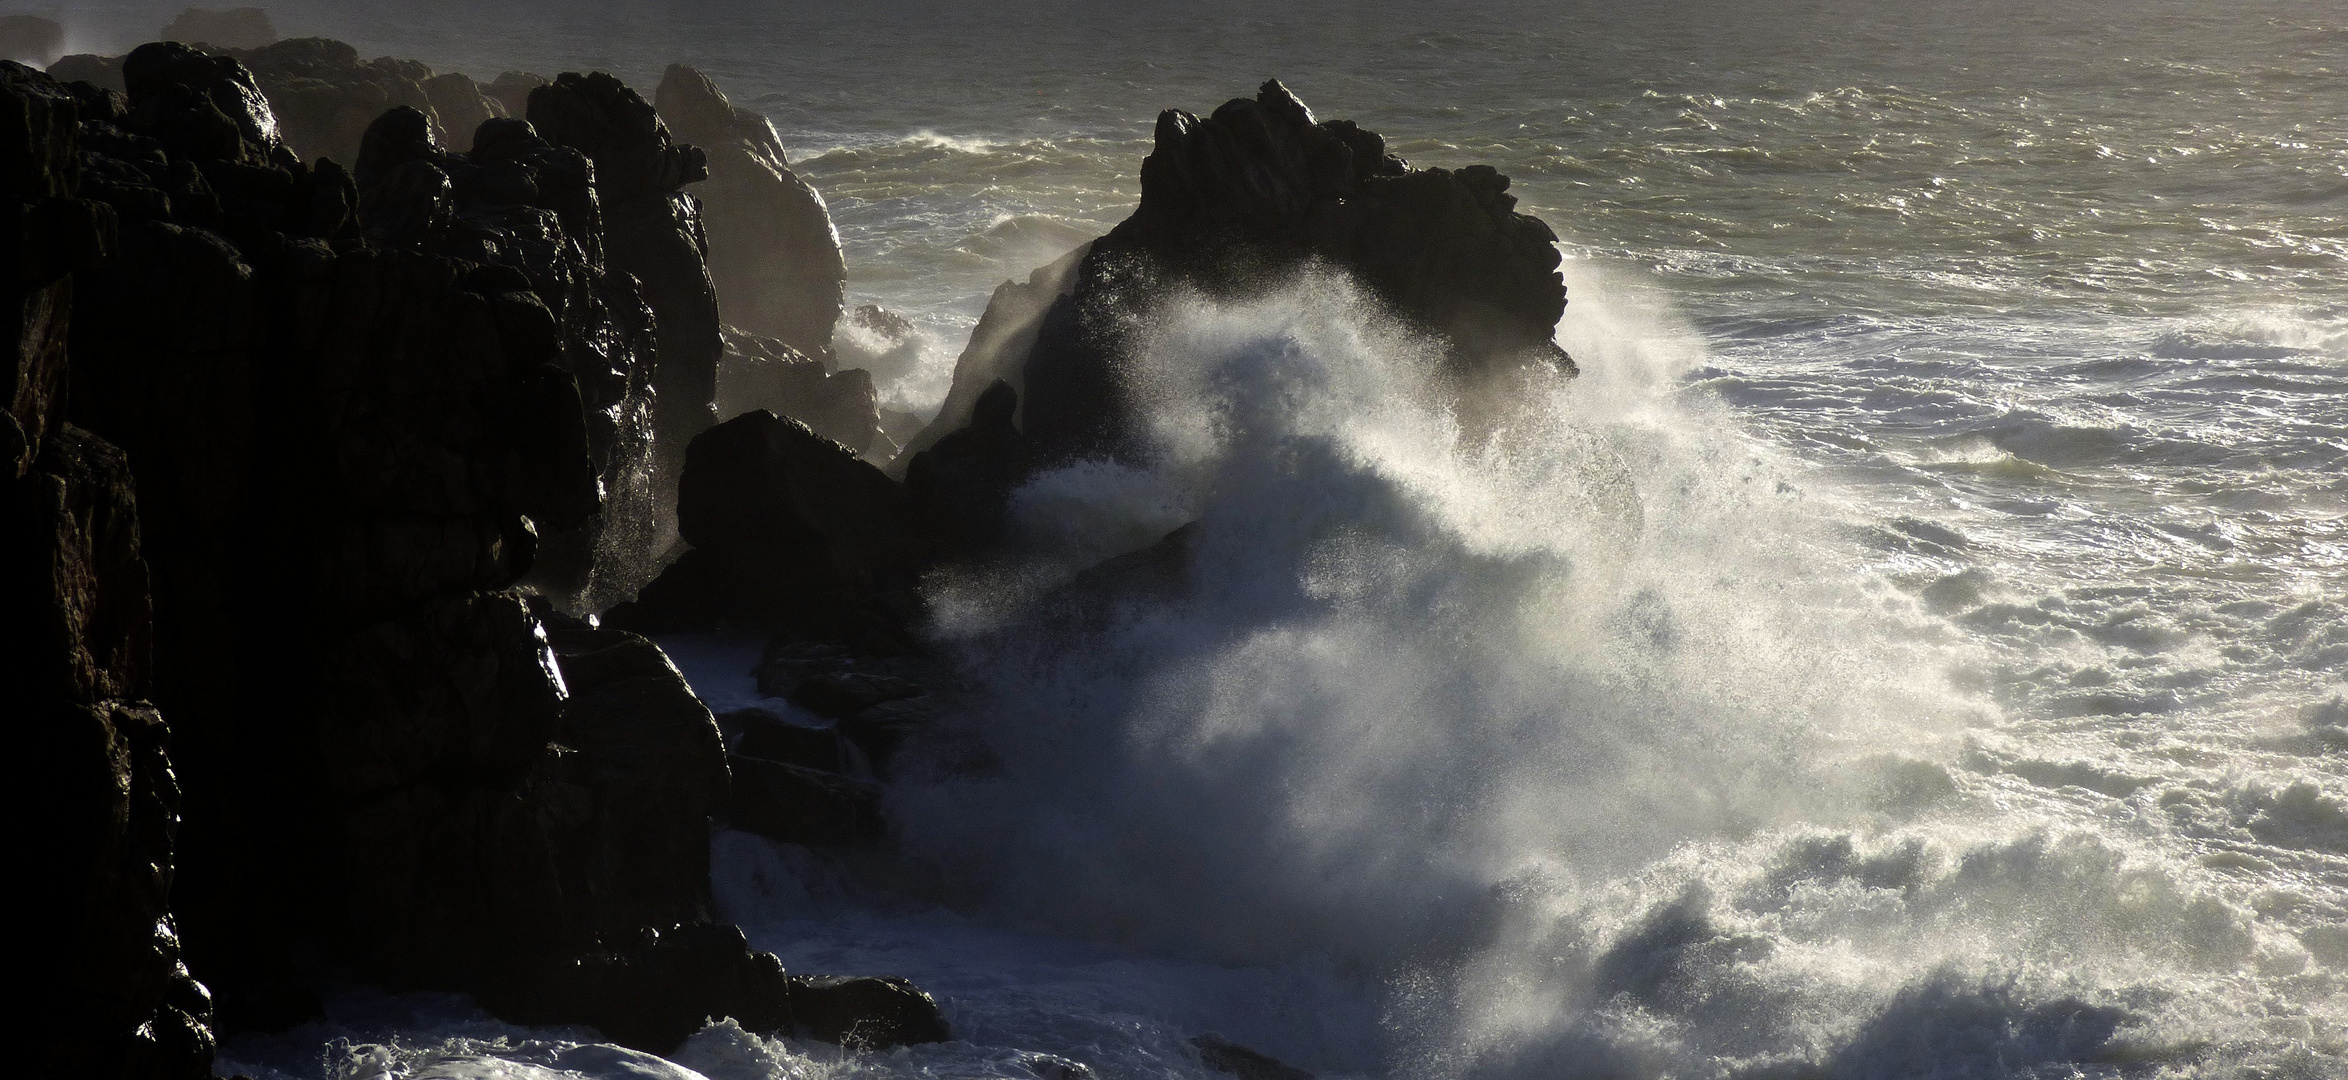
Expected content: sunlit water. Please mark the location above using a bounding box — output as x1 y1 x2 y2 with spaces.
51 0 2346 1076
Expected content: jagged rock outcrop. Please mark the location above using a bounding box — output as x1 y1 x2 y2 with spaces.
527 71 721 480
44 45 692 1036
229 38 504 168
1 13 65 65
916 79 1571 474
894 240 1086 469
5 60 217 1079
160 7 279 50
605 408 924 637
486 921 948 1051
16 45 942 1054
346 104 662 602
717 324 886 457
656 64 844 358
52 38 508 170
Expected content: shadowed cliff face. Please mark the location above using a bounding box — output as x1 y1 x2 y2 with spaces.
4 58 217 1080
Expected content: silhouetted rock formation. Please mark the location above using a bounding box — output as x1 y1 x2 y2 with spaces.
657 64 845 359
0 13 64 65
5 59 219 1080
606 408 924 637
718 325 887 457
13 37 948 1057
160 7 279 51
528 71 722 481
915 79 1571 477
485 921 948 1051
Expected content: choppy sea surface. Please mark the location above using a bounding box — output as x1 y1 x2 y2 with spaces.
53 1 2348 1077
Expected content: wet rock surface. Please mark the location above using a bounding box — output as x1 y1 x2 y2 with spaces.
527 70 721 478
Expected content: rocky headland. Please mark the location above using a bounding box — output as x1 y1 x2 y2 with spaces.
12 20 1567 1079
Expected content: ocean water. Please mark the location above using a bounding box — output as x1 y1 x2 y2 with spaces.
51 0 2347 1077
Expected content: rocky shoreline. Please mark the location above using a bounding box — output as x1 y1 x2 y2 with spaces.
11 14 1568 1078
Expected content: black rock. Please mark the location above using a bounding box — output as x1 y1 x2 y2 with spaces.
527 71 720 477
786 974 952 1048
1192 1035 1314 1080
915 80 1572 470
604 409 924 634
727 709 855 774
727 754 883 848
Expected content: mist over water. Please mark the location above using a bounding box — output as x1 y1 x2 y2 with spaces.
144 0 2348 1077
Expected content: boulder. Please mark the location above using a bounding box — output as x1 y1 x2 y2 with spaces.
787 975 953 1048
160 7 279 50
0 14 64 66
528 71 720 477
547 629 731 935
655 64 844 358
717 324 885 457
604 409 922 634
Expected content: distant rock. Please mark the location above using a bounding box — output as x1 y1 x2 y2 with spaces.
834 302 927 389
717 325 887 458
604 410 923 636
484 70 546 119
47 53 126 93
160 7 279 50
656 63 844 359
0 14 64 65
